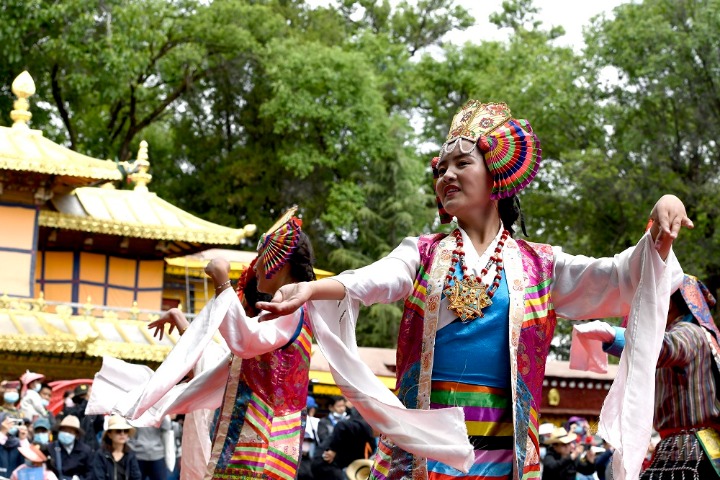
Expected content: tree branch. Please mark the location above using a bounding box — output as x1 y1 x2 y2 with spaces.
50 64 77 150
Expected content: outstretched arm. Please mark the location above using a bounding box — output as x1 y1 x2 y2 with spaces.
256 279 346 320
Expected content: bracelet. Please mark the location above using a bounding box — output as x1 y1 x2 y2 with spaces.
215 280 231 291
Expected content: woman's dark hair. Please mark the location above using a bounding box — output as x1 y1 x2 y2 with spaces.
288 231 316 282
243 277 272 316
101 431 131 453
498 195 527 237
671 291 691 317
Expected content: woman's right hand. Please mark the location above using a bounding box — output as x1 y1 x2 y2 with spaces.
148 308 189 341
256 282 314 321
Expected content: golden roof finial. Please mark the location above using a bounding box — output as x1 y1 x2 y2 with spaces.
11 71 36 130
129 140 152 192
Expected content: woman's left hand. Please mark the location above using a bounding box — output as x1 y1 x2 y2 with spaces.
649 194 693 260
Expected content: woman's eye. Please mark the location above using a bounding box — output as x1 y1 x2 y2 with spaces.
438 168 447 175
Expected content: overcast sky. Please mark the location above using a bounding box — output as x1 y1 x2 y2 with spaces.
446 0 628 49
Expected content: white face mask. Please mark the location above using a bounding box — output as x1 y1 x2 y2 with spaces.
32 384 42 393
539 446 547 459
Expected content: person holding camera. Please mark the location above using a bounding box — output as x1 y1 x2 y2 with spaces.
542 428 596 480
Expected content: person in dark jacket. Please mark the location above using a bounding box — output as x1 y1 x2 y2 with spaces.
43 416 93 480
89 416 141 480
311 409 377 480
542 427 596 480
60 386 103 451
0 412 23 479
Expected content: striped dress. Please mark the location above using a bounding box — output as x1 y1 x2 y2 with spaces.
427 271 513 480
209 309 313 480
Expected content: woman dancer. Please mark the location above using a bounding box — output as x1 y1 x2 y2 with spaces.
257 100 690 480
90 209 316 480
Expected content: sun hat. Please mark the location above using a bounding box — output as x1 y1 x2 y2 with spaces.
547 427 578 445
345 459 373 480
104 414 136 437
18 444 46 463
538 422 555 436
58 415 84 436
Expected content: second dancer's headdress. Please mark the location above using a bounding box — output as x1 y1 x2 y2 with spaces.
256 206 303 279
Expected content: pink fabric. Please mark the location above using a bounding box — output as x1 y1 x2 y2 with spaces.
569 322 613 374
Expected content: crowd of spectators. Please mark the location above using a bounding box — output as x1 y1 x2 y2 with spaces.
0 372 177 480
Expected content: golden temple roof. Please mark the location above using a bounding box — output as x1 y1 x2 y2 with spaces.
0 72 122 185
0 294 176 363
40 187 256 246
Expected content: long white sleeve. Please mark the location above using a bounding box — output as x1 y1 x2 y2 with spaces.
333 237 418 305
552 232 684 320
217 291 303 358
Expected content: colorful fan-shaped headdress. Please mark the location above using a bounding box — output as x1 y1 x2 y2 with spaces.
256 206 303 279
431 100 542 224
678 275 718 339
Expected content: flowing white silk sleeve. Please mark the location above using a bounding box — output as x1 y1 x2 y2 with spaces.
218 292 303 358
552 232 684 319
552 232 683 480
307 236 474 473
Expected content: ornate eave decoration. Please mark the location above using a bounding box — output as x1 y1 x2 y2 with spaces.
39 210 253 245
0 294 175 363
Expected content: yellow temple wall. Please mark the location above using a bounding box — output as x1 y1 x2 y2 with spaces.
0 204 38 297
35 251 164 310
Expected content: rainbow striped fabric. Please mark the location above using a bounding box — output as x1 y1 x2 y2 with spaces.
427 381 513 480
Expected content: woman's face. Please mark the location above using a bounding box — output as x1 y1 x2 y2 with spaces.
254 259 292 294
435 139 494 222
109 429 130 445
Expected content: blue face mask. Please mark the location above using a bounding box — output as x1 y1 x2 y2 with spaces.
40 398 49 407
57 431 75 446
4 392 19 404
32 384 42 393
34 432 49 445
574 426 585 435
8 427 18 436
539 446 547 459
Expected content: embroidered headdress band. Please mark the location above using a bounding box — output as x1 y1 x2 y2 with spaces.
431 100 542 224
257 206 303 279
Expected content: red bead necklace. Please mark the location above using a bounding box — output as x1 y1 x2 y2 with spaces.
443 228 509 322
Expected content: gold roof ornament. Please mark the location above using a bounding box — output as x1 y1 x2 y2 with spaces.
128 140 152 192
0 72 122 185
10 71 35 130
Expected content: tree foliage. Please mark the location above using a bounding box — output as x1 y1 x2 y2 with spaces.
1 0 718 350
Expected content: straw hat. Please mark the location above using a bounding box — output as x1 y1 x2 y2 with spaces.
345 459 373 480
538 422 555 436
546 427 578 445
58 415 84 436
18 444 46 463
104 415 136 437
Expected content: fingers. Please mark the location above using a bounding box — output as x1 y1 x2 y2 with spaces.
257 311 280 322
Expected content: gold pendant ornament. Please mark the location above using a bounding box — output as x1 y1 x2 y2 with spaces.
444 277 493 323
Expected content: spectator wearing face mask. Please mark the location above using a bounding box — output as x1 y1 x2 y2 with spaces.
11 444 58 480
316 396 347 446
33 418 52 447
1 381 23 422
0 412 24 478
44 416 93 480
20 372 48 423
